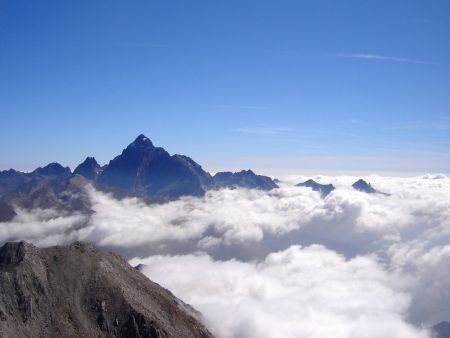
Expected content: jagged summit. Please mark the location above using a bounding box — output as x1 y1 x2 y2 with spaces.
0 241 214 338
297 179 335 197
128 134 154 149
81 157 98 165
74 157 103 181
352 179 389 196
98 134 213 198
352 179 377 193
213 170 278 190
32 162 71 177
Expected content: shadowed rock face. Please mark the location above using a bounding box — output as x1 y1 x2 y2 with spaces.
32 163 72 179
98 135 214 198
0 200 16 222
213 170 278 190
352 179 389 196
0 241 214 338
0 164 71 200
297 179 335 197
0 169 31 197
73 157 104 181
433 322 450 338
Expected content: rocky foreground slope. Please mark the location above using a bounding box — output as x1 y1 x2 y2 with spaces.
0 241 214 338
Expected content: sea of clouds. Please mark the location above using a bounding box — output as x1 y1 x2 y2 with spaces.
1 174 449 338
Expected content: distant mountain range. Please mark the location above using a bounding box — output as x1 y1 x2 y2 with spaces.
297 179 335 197
0 134 279 217
297 178 388 198
0 134 393 220
213 170 278 190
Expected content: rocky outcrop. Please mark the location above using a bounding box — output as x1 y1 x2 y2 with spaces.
213 170 278 190
73 157 104 181
0 241 214 338
31 163 71 179
297 179 335 197
352 179 389 196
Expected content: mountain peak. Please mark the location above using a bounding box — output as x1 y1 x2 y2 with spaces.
32 162 71 177
297 179 335 197
129 134 154 149
74 157 103 181
213 170 278 190
352 179 376 193
82 157 98 165
351 179 389 196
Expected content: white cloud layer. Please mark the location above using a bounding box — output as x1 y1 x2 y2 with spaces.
131 246 428 338
1 174 449 337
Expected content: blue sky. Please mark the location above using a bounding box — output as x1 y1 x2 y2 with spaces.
1 0 449 175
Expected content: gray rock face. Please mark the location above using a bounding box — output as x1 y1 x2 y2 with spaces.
4 175 92 214
213 170 278 190
0 163 91 219
297 179 335 197
97 135 213 198
0 241 214 338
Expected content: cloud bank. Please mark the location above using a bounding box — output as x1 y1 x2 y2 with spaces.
1 174 449 337
131 246 428 338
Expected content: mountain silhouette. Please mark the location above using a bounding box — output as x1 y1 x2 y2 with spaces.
0 134 279 216
352 179 389 195
73 157 104 181
297 179 335 197
213 170 278 190
97 134 214 198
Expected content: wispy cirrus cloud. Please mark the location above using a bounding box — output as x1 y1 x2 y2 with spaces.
216 105 269 110
333 53 436 65
385 120 450 131
233 127 292 136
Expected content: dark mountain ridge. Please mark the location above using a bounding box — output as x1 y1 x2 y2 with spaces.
297 179 335 197
352 179 389 196
0 134 279 217
213 170 278 190
73 157 104 181
97 135 214 198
